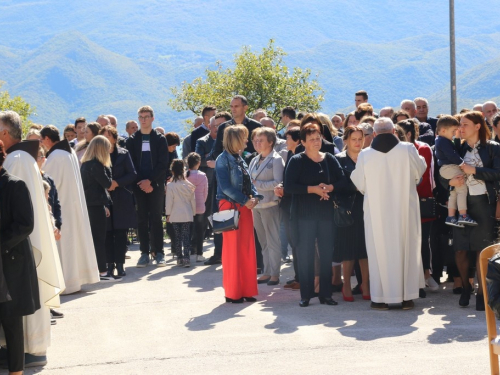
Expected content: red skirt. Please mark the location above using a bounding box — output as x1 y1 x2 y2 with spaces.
220 199 258 299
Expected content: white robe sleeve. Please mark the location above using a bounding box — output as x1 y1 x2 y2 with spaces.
407 145 427 183
350 151 366 195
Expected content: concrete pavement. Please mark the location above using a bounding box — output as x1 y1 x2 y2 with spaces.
23 240 491 375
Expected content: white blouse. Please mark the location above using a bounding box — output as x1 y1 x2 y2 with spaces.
463 141 487 196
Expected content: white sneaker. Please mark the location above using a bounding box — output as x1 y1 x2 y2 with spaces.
196 255 206 262
425 277 439 291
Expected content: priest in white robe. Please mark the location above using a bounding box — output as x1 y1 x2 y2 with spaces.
0 111 65 363
40 125 99 294
351 117 427 310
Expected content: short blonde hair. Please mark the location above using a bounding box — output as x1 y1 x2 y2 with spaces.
223 125 248 155
81 135 111 167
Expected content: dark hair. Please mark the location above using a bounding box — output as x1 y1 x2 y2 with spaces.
299 113 322 128
436 115 459 133
297 111 306 120
285 127 300 142
299 123 322 142
342 125 365 142
74 117 86 127
99 125 118 140
342 113 354 128
354 103 374 121
394 125 407 142
281 106 296 120
397 119 419 143
202 106 217 117
40 125 61 143
166 132 180 146
459 108 471 114
232 95 248 106
0 140 6 167
86 122 101 137
215 111 232 122
355 90 368 101
170 159 185 182
186 152 201 178
493 113 500 129
391 110 410 124
462 111 491 145
64 124 76 134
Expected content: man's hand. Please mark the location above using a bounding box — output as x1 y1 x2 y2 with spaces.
105 207 111 217
207 160 216 169
54 228 61 241
138 179 152 193
108 180 119 191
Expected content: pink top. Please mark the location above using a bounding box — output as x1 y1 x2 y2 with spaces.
186 170 208 214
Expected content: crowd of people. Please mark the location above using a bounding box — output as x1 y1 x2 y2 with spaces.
0 91 499 373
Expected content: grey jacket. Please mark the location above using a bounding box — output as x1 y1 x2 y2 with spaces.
248 149 285 209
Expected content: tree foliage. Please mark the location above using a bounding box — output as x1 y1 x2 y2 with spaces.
0 82 35 136
169 40 324 130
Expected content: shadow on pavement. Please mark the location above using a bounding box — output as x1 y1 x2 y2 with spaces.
185 302 247 331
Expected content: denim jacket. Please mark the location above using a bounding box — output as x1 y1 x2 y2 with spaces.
215 150 261 205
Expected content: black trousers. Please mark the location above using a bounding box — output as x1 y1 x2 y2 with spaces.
134 185 165 255
191 214 205 255
88 205 107 273
0 310 24 372
297 218 334 299
281 204 299 282
105 229 128 264
421 221 432 271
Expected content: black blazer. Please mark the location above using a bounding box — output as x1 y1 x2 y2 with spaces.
81 159 112 206
108 147 138 230
0 169 40 316
210 117 262 160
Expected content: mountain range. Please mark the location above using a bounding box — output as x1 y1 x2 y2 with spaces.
1 0 499 134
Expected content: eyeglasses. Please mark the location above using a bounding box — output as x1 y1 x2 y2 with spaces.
138 116 151 120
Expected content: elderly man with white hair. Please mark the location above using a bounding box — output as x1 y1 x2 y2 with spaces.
482 101 498 126
401 99 435 145
351 117 427 311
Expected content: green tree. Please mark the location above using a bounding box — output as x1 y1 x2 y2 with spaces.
0 82 35 136
169 40 324 130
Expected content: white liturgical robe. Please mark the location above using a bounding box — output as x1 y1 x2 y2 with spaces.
4 145 65 353
351 138 427 303
44 144 99 294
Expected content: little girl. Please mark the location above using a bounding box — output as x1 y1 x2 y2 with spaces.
186 153 208 262
165 159 196 267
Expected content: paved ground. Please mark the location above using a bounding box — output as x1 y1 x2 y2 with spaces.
23 240 492 375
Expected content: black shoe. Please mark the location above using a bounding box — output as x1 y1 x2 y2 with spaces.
244 297 257 302
257 277 271 284
116 264 126 277
476 294 485 311
402 300 415 310
453 287 463 295
470 283 475 294
204 256 222 265
299 299 310 307
371 302 389 310
50 309 64 319
319 297 338 306
267 278 279 286
352 284 362 295
419 288 426 298
231 298 244 304
459 288 471 307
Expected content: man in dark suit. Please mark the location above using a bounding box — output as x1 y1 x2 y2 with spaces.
190 106 217 152
414 97 438 133
209 95 262 160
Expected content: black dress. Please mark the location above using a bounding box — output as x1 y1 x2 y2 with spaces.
333 151 368 262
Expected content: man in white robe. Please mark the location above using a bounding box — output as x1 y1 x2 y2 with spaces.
351 117 427 310
0 111 65 365
40 125 99 294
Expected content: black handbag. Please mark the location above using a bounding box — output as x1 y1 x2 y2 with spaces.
333 195 355 227
212 202 240 234
419 197 436 219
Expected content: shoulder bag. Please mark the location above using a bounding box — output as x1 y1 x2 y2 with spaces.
420 197 437 219
212 201 240 234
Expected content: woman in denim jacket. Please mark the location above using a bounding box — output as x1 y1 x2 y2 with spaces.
215 125 262 303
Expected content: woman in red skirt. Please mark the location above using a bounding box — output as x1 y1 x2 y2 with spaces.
215 125 262 303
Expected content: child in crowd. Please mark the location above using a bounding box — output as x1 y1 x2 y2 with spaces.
165 159 196 267
435 115 478 227
186 153 208 262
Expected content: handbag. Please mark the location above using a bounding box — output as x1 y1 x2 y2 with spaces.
212 202 240 234
333 195 355 227
419 197 436 219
